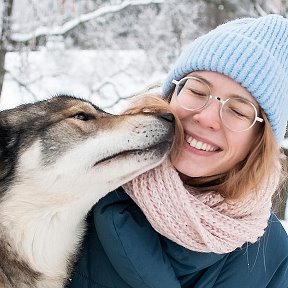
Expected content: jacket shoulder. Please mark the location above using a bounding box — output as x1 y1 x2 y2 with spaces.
212 213 288 288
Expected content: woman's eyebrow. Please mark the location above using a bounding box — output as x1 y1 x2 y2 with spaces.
192 74 213 87
231 94 260 108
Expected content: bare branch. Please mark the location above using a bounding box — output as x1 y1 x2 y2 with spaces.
10 0 164 42
5 69 38 100
92 67 141 94
101 82 161 109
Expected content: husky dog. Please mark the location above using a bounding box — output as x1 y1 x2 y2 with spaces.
0 95 175 288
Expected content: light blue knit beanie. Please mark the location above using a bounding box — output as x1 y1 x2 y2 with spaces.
162 14 288 142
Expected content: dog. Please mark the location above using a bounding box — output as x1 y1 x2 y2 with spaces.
0 95 176 288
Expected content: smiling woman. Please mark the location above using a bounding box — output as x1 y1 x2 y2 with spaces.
168 71 276 199
68 14 288 288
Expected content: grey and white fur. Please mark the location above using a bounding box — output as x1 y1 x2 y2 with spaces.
0 95 175 288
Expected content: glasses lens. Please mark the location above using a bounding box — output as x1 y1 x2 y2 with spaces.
221 98 257 131
176 77 210 111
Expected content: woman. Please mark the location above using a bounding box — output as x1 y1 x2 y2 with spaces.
67 14 288 288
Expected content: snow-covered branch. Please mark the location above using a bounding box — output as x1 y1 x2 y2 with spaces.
10 0 164 42
5 69 38 100
253 1 268 16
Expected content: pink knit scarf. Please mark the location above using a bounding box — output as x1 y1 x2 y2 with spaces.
123 160 280 253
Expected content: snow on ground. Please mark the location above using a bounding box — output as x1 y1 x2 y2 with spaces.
281 220 288 234
1 48 165 113
282 138 288 149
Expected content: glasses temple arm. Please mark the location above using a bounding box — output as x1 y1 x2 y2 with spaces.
256 116 264 123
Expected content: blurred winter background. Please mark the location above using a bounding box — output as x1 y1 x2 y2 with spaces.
0 0 287 231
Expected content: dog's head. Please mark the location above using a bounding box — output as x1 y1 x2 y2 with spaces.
0 95 177 205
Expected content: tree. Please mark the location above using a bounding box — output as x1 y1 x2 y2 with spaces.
0 0 13 94
0 0 165 99
1 0 288 108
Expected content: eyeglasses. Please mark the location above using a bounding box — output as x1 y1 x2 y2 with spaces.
172 76 264 132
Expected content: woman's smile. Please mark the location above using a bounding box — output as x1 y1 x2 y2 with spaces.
184 132 221 153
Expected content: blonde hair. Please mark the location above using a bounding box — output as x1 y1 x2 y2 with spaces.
214 111 281 199
124 94 282 200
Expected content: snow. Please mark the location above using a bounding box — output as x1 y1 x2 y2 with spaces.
1 48 165 113
281 220 288 234
11 0 165 42
282 138 288 149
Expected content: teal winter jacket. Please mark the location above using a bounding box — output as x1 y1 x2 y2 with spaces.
67 188 288 288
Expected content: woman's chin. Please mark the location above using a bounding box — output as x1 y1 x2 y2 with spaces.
173 159 206 178
173 155 224 178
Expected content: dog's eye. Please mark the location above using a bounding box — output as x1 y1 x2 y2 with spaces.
72 112 93 121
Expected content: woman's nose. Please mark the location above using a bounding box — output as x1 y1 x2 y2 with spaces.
192 100 222 130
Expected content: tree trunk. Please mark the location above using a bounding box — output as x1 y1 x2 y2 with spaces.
0 0 14 98
0 49 6 96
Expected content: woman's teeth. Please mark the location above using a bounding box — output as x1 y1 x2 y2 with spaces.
185 135 218 152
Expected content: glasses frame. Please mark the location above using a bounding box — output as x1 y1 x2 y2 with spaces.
172 76 264 132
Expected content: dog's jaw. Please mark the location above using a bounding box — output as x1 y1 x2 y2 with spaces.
0 187 87 287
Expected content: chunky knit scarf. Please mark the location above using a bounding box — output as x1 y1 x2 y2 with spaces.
123 160 280 254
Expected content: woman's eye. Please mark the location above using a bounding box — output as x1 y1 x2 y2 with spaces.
72 112 91 121
229 108 247 118
190 89 207 97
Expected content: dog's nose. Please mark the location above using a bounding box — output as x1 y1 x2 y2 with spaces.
159 112 175 123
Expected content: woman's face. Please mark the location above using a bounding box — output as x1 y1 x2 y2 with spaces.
169 71 261 177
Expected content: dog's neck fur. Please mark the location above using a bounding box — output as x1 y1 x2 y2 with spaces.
0 140 114 287
0 184 93 288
